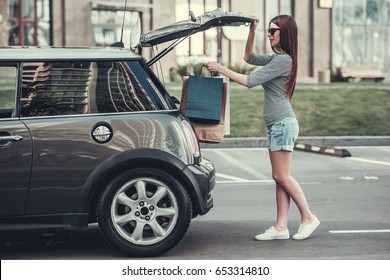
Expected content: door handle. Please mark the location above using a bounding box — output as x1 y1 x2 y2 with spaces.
0 135 24 142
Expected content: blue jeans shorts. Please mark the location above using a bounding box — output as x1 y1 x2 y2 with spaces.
267 117 299 152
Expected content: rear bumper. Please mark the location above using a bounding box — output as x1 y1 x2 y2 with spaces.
184 157 215 216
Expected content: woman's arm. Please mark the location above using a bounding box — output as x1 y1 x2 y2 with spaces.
205 19 260 87
205 62 248 87
244 19 260 62
206 55 292 89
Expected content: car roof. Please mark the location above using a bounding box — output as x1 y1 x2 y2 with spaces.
0 46 141 61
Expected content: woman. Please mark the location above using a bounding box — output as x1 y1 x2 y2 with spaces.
205 15 320 240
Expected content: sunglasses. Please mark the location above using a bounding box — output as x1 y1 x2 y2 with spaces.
268 28 280 36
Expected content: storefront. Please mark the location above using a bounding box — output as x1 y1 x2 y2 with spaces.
1 0 388 81
333 0 390 76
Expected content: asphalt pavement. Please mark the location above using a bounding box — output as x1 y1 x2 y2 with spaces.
1 145 389 260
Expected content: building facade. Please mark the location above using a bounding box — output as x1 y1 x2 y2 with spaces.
0 0 389 82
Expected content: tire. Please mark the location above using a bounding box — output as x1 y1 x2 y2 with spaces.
96 167 192 257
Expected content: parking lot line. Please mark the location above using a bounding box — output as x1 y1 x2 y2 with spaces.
216 172 273 184
329 229 390 234
216 173 251 182
346 157 390 166
216 173 321 185
210 149 271 180
217 179 275 184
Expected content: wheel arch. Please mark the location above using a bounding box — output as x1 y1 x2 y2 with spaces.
80 148 201 222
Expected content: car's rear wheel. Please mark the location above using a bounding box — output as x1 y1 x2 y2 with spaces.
97 168 192 257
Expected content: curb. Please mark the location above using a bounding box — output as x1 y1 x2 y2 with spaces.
294 142 351 157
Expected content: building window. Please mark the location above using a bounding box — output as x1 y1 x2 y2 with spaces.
7 0 51 46
175 0 292 65
262 0 292 54
175 0 218 65
333 0 390 72
91 5 141 47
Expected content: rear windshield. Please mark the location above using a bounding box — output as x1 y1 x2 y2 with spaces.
20 60 174 117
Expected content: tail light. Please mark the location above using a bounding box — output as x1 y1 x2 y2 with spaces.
182 120 201 162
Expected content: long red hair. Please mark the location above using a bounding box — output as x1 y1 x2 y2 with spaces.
270 15 298 100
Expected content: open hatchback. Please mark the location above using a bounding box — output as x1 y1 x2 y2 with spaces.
132 8 256 66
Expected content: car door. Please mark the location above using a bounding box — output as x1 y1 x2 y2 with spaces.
0 64 33 216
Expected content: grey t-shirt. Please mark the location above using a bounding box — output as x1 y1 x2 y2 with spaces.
246 53 296 127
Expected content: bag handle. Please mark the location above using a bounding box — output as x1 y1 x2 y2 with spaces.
198 64 212 77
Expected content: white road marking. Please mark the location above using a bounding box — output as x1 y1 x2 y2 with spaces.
216 173 321 185
339 176 380 180
330 229 390 234
347 157 390 166
217 180 275 184
216 173 251 182
212 149 271 180
364 176 379 180
216 181 322 184
340 176 354 180
203 147 267 151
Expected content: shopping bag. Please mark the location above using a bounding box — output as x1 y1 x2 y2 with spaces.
180 76 229 143
185 75 223 124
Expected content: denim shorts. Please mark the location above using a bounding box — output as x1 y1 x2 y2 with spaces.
267 117 299 152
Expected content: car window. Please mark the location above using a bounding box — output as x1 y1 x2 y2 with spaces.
20 61 90 116
125 61 172 110
0 66 17 119
20 60 171 117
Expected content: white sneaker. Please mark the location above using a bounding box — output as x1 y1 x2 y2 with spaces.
293 216 320 240
255 226 290 241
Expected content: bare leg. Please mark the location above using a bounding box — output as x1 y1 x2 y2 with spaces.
275 183 290 230
269 150 314 225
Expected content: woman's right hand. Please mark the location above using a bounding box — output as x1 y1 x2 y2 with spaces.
250 18 260 31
